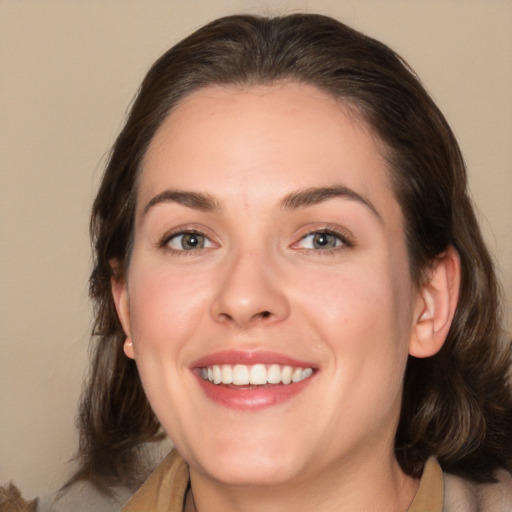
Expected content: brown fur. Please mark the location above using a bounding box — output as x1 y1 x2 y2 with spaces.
0 483 38 512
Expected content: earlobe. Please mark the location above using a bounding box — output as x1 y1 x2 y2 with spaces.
110 261 135 360
123 339 135 359
409 246 461 358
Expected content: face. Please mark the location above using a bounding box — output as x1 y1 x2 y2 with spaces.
114 83 425 488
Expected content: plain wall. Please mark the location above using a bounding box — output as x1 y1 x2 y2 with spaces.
1 0 511 509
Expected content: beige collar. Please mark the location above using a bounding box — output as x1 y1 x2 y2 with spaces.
122 451 444 512
407 457 444 512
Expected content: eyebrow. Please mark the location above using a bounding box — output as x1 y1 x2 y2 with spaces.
281 185 382 220
142 189 220 216
142 185 381 220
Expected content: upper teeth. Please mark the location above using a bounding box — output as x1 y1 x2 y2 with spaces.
200 364 313 386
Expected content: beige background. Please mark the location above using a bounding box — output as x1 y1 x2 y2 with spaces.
1 0 511 509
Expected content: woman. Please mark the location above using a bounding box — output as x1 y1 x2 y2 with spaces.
71 13 512 511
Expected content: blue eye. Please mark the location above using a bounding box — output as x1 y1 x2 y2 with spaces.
166 232 213 251
297 231 345 250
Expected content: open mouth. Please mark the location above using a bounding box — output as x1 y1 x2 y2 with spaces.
200 363 314 386
193 354 317 409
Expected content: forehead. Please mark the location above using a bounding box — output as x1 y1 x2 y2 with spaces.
138 82 400 224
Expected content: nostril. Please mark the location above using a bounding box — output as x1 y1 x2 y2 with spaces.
219 312 234 322
257 311 272 320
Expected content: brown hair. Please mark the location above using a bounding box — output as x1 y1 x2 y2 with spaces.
71 13 512 491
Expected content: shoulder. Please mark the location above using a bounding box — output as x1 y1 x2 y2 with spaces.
48 480 131 512
444 469 512 512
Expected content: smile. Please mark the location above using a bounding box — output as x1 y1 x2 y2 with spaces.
200 363 314 386
192 352 317 410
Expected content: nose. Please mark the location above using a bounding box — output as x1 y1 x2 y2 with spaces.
210 249 290 329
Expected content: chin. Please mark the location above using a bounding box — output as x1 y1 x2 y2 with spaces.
202 455 300 487
185 437 306 487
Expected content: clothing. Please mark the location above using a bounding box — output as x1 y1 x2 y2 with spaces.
121 450 512 512
122 451 189 512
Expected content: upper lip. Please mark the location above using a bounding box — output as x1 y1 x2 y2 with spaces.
191 350 317 369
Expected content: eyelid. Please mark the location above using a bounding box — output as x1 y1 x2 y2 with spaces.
290 224 355 251
158 225 218 253
168 232 214 250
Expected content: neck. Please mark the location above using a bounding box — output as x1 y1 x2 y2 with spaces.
186 451 419 512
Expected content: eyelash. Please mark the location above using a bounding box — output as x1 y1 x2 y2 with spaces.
158 225 354 256
293 226 354 254
159 228 215 255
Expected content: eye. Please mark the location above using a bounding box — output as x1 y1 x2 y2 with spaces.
165 231 214 251
296 230 347 250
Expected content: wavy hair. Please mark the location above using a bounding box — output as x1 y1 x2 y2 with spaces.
70 13 512 491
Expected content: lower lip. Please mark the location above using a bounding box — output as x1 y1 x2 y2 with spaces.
195 374 314 410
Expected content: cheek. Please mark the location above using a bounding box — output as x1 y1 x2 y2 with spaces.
289 263 411 443
297 262 408 342
127 261 214 352
123 262 215 430
295 258 412 390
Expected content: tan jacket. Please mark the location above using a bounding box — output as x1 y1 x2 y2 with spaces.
122 450 512 512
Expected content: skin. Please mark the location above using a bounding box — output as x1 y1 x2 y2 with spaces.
113 82 460 512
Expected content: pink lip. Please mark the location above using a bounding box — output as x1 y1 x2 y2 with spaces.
191 350 314 368
191 350 317 411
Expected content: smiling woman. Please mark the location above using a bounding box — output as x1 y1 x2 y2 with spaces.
69 13 512 512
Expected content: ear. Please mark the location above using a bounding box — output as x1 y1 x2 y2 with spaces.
110 260 135 360
409 246 461 358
